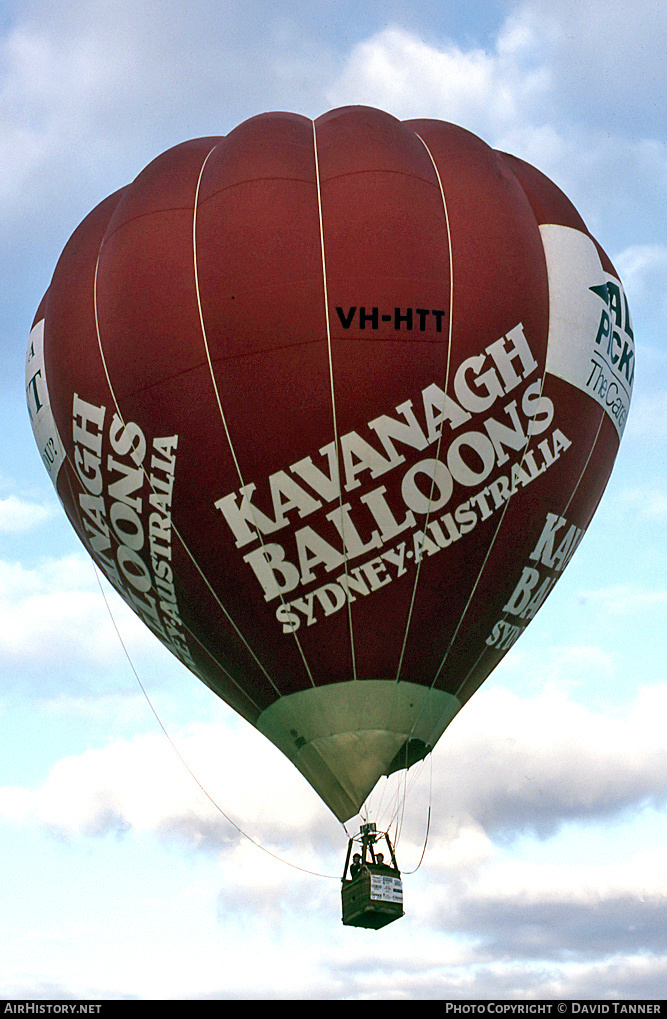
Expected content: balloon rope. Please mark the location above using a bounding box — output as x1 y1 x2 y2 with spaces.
91 146 317 700
382 133 456 764
60 429 342 879
191 145 244 487
91 562 342 880
430 431 544 691
392 134 455 689
402 807 432 875
91 244 285 701
359 750 433 874
357 135 452 845
451 405 608 702
59 413 267 719
387 751 432 876
311 118 359 683
191 145 318 692
420 254 545 692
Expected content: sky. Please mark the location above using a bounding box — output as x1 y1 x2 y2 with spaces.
1 0 667 1002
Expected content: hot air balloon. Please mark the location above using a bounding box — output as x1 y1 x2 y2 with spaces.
25 107 634 927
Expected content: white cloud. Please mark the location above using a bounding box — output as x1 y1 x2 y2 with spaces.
411 838 667 964
4 683 667 854
578 583 667 616
0 494 54 533
326 4 667 142
625 390 667 441
327 25 546 138
0 14 137 219
400 682 667 848
325 11 667 251
507 1 667 132
612 248 665 436
0 553 163 687
614 485 667 522
616 244 667 299
5 689 667 988
0 717 334 851
0 562 659 990
0 0 337 230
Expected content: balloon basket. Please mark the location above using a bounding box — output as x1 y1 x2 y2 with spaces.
341 823 404 929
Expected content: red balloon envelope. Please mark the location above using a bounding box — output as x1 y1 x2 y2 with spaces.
26 107 634 821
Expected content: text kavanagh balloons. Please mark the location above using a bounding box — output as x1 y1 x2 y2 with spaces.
26 108 634 822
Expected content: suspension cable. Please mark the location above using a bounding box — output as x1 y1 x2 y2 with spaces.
92 562 342 880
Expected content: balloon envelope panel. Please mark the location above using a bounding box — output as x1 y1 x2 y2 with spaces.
26 107 634 821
